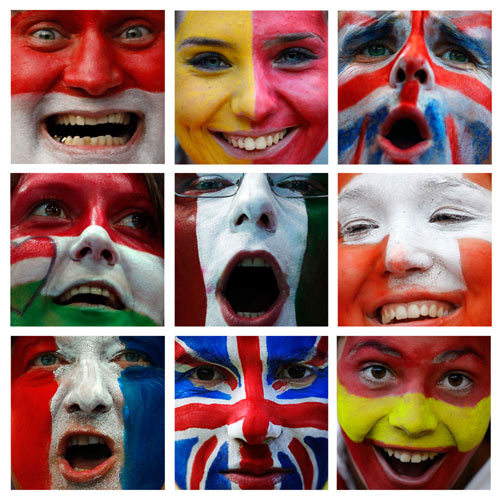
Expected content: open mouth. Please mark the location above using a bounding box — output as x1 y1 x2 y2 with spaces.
376 300 457 325
221 128 293 152
54 283 125 310
46 112 139 146
376 445 445 479
216 251 289 326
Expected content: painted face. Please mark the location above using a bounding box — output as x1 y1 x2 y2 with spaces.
338 173 491 326
175 11 328 164
175 173 327 326
11 336 165 489
11 173 164 326
337 336 490 489
338 11 491 164
11 10 165 163
176 336 328 489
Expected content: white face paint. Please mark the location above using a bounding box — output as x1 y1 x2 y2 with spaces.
196 174 308 326
49 336 125 490
11 90 164 163
338 173 491 293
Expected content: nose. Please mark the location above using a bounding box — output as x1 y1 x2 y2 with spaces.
69 225 119 265
384 231 433 277
230 175 277 233
63 29 123 96
390 44 434 91
388 393 439 437
63 359 113 415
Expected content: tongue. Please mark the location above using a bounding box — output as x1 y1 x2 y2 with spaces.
71 455 105 470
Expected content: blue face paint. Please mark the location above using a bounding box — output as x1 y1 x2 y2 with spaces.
118 336 164 489
468 121 492 164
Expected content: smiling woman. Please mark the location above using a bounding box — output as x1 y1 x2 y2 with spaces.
11 173 164 326
175 11 328 164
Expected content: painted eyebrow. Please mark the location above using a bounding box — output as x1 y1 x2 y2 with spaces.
432 347 483 364
177 37 235 50
263 32 323 48
347 341 401 358
419 176 486 194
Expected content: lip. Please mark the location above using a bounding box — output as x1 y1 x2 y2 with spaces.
216 250 289 326
40 109 144 153
222 469 290 489
210 126 300 160
53 280 125 310
378 105 432 163
57 428 116 484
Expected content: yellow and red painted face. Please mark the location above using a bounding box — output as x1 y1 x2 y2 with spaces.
338 173 491 326
337 336 490 489
175 11 328 164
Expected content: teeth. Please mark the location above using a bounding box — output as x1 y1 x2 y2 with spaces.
380 300 455 325
68 434 105 448
384 448 437 463
59 285 116 304
55 135 128 146
222 129 289 151
238 257 271 268
237 311 265 318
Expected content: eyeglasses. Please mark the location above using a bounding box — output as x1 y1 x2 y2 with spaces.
175 174 328 199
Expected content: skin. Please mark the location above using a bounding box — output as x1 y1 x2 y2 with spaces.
175 11 328 164
338 11 491 164
11 10 165 163
11 173 164 326
175 336 328 489
338 173 491 326
337 336 490 489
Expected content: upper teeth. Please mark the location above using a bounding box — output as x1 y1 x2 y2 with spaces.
380 300 454 325
383 447 438 463
68 435 105 447
223 130 288 151
238 257 271 267
58 285 115 305
56 113 131 126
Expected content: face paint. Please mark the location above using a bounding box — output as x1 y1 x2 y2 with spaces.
11 174 164 326
175 173 328 326
337 336 490 489
11 10 165 163
175 11 327 164
338 173 491 326
11 336 165 489
175 336 328 489
338 11 491 164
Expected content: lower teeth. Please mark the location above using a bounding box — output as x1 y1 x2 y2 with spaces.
236 311 265 318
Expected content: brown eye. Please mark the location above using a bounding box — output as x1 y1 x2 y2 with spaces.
360 364 394 386
371 366 387 379
196 367 216 380
31 201 67 218
440 372 473 392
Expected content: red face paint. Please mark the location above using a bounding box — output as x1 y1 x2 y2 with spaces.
12 174 163 257
251 11 328 164
12 337 59 489
11 10 164 97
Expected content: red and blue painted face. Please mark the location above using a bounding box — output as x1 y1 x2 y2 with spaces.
175 173 328 326
338 11 491 164
11 336 165 489
11 173 164 326
175 11 328 164
11 10 165 163
175 336 328 489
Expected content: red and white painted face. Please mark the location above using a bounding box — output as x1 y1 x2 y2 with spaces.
338 173 491 326
338 11 491 164
11 10 164 163
337 336 490 489
175 11 328 164
11 174 164 325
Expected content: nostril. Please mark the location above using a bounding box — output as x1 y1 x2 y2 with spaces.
93 404 108 414
397 68 406 83
78 247 91 259
101 249 113 262
260 214 270 226
235 214 247 226
67 403 80 413
415 69 427 84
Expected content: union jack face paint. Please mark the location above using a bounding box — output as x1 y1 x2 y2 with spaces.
11 10 165 163
338 173 491 326
337 336 490 489
11 336 165 489
175 173 328 326
11 173 164 326
175 336 328 489
338 11 491 164
175 11 328 164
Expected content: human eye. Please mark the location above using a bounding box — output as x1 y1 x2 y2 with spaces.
30 27 64 41
441 48 469 63
274 47 320 67
276 364 316 387
429 208 474 225
273 175 327 197
113 350 151 368
181 175 237 197
116 211 156 232
361 43 392 58
30 200 68 218
187 52 232 71
340 219 379 240
438 372 474 393
360 364 395 387
116 23 155 47
188 365 226 388
31 352 66 369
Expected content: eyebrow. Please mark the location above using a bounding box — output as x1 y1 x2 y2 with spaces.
347 341 401 358
432 347 483 364
177 37 235 50
419 176 485 194
263 31 323 48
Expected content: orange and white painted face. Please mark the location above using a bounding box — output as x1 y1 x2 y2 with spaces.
175 11 328 164
338 173 491 326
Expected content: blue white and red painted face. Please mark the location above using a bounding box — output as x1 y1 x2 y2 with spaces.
175 336 328 490
11 336 164 490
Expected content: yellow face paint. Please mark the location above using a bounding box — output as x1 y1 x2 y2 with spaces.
338 380 490 452
175 11 254 164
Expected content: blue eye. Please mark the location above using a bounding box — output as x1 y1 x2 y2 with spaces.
31 28 63 41
188 52 232 71
121 25 152 40
274 47 319 66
